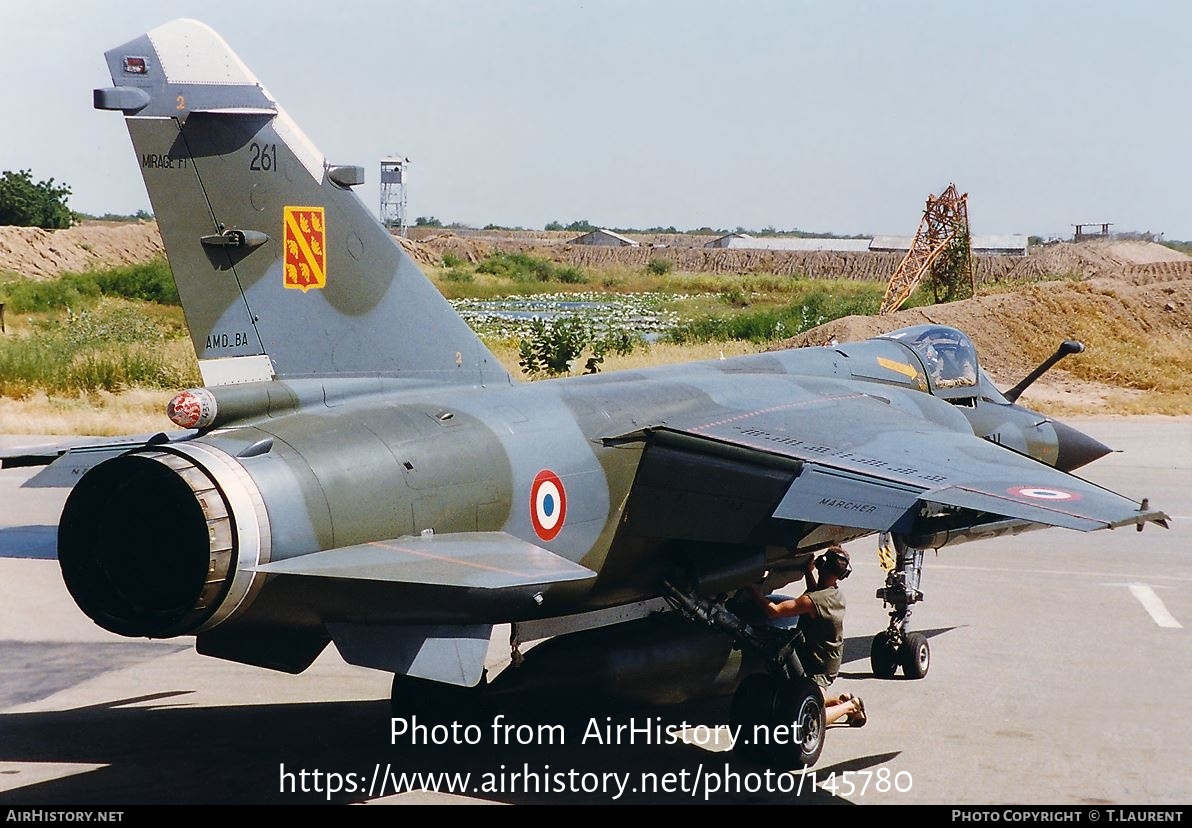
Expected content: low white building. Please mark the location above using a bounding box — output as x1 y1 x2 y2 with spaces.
869 234 1028 256
705 233 872 252
569 228 639 247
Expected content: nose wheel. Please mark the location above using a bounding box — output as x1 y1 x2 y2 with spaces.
902 632 930 679
870 628 931 679
870 630 899 679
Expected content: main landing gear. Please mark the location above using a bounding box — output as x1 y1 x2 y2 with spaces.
662 579 825 769
872 534 930 680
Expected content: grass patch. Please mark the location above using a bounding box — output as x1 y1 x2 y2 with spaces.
0 388 176 436
90 259 178 304
475 252 588 285
0 299 198 398
665 286 888 344
1160 240 1192 257
0 258 178 313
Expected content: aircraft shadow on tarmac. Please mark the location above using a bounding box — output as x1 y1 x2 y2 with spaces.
0 526 57 560
0 626 932 805
0 642 188 708
0 688 904 805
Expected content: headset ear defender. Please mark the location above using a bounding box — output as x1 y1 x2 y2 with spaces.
821 547 852 579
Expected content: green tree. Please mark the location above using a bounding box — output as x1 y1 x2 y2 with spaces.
413 216 442 228
0 169 73 229
925 230 974 304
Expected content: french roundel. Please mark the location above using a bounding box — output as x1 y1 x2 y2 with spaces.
530 469 567 541
1007 485 1081 502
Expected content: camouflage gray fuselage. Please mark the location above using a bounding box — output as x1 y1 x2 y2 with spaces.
65 340 995 637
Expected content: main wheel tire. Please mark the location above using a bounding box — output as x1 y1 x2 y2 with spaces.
901 632 931 679
731 673 777 762
768 678 826 770
870 630 900 679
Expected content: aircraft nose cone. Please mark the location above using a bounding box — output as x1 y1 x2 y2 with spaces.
1052 419 1112 471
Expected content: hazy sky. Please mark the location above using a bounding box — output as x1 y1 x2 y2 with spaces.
3 1 1189 239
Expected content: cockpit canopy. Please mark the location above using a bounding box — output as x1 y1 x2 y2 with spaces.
883 325 983 401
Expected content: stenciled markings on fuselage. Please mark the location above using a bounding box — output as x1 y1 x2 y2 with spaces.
205 332 252 350
141 153 189 170
818 497 879 514
249 142 276 172
737 426 950 484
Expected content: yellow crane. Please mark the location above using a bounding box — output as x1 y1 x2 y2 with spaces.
879 183 975 315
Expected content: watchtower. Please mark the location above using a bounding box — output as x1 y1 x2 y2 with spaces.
380 156 410 236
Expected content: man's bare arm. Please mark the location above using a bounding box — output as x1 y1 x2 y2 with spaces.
750 585 816 620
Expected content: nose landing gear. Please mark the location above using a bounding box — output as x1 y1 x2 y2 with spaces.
872 534 931 680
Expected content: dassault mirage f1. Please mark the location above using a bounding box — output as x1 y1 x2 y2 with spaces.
37 19 1166 769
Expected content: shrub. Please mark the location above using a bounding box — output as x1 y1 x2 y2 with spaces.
517 316 640 377
720 286 747 307
91 260 179 304
554 265 587 284
646 257 674 276
477 253 586 284
0 259 178 313
441 252 464 268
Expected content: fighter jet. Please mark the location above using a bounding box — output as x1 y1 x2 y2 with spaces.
32 20 1166 769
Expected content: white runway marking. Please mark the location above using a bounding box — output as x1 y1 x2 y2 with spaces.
1128 583 1183 628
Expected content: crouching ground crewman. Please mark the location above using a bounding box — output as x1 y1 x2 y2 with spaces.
750 545 867 727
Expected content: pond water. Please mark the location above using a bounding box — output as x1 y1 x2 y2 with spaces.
450 292 685 341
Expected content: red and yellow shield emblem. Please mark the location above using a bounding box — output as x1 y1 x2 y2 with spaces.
283 206 326 292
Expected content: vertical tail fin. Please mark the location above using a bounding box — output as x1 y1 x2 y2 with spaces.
95 19 509 387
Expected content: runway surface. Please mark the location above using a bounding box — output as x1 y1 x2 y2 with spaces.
0 418 1188 805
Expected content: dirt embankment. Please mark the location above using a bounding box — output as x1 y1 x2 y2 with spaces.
0 221 163 279
775 269 1192 413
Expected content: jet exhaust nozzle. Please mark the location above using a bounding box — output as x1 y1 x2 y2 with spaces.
58 447 268 638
